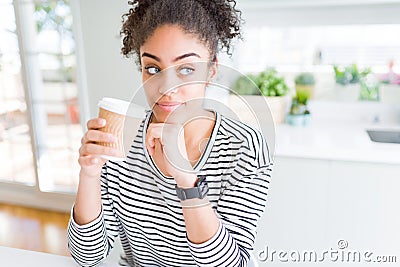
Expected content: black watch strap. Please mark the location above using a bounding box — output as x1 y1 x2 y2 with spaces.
176 176 209 200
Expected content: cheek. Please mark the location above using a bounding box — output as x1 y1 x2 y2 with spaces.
142 75 158 104
182 84 206 99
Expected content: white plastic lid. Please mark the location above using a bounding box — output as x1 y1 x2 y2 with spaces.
98 97 146 118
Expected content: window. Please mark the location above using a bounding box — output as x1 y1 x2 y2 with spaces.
233 2 400 103
0 0 36 186
235 25 400 73
234 24 400 102
0 0 82 195
31 0 81 192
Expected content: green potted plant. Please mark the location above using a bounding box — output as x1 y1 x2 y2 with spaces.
286 89 311 126
295 72 315 99
334 64 357 85
333 64 373 101
232 74 260 96
232 69 291 124
359 74 380 101
257 69 290 97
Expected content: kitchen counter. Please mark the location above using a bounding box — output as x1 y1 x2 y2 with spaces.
275 121 400 164
220 96 400 165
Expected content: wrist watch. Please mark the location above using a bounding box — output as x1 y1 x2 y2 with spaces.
175 176 209 200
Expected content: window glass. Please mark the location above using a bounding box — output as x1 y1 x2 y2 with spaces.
0 1 36 185
33 0 81 192
0 0 82 192
235 24 400 102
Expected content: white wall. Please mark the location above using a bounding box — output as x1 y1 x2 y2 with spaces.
72 0 143 122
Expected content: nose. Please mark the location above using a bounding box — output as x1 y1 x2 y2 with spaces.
158 68 180 95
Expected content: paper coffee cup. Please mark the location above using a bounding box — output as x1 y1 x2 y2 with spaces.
97 97 146 161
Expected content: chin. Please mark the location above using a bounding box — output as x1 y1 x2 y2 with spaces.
151 110 168 123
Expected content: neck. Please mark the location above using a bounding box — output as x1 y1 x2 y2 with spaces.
183 110 215 162
184 110 214 140
150 109 216 162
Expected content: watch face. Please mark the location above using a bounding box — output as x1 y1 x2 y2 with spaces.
198 176 209 198
196 175 207 186
200 185 209 198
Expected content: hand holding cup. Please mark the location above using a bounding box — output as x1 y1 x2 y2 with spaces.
78 118 119 179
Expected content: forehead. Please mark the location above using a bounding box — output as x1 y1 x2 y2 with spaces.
140 24 210 62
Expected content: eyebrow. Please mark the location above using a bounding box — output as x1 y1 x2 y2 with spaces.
173 53 201 62
141 52 201 63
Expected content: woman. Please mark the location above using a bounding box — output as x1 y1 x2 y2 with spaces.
68 0 273 266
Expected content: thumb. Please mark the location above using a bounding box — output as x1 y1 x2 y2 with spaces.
154 138 164 153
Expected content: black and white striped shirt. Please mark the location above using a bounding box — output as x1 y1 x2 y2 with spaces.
68 111 273 267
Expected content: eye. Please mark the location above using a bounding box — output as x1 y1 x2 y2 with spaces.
178 66 194 76
144 66 160 75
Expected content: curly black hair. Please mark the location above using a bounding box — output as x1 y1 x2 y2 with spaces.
120 0 242 66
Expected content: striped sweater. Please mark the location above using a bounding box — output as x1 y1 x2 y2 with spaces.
68 110 273 267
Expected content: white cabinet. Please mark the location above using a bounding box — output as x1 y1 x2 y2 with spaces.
254 156 400 266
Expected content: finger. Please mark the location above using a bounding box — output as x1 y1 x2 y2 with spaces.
145 129 154 155
78 155 107 177
158 123 180 145
146 125 163 155
154 139 164 154
85 130 117 144
151 139 165 160
80 143 119 157
147 138 156 156
78 155 99 167
147 145 154 156
87 118 106 130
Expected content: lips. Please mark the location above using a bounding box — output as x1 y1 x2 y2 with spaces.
156 102 183 112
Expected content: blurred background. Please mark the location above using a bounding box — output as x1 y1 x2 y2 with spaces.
0 0 399 265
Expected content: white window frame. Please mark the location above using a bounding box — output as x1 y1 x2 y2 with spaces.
0 0 89 212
